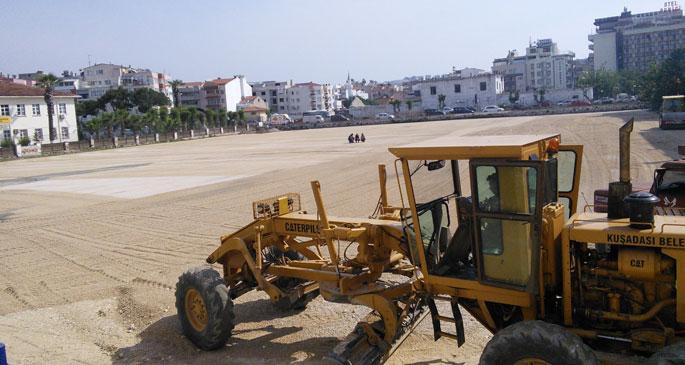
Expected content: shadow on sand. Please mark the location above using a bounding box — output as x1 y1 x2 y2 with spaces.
112 299 340 364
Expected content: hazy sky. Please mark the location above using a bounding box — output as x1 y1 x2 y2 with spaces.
0 0 671 84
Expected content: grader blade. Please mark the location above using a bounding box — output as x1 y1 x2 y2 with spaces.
326 301 429 365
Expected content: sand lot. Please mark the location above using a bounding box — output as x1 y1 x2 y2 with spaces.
0 110 682 365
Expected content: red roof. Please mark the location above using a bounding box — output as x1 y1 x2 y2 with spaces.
0 80 76 97
208 77 235 86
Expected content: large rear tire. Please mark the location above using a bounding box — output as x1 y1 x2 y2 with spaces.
648 342 685 365
479 320 599 365
175 267 235 350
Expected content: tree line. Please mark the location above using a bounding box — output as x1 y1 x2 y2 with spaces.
577 49 685 110
77 86 246 139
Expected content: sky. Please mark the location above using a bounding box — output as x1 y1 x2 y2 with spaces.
0 0 673 84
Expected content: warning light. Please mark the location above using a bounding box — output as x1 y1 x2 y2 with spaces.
547 138 560 154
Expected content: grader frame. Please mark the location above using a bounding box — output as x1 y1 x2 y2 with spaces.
178 125 685 364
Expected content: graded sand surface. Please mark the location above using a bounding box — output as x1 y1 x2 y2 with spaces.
0 111 682 364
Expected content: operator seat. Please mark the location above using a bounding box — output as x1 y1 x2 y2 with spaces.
435 196 473 277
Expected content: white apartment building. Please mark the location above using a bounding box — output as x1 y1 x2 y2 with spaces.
492 39 575 93
418 71 504 109
589 6 685 72
0 81 79 143
178 76 252 112
283 82 335 116
250 80 293 113
77 63 172 101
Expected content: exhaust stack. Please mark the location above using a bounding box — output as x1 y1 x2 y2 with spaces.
607 118 634 219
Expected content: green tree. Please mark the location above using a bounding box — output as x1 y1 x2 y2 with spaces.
217 109 227 128
168 108 181 132
237 110 246 129
36 74 59 142
437 94 446 109
98 87 133 111
508 91 520 104
169 80 183 107
641 49 685 110
76 100 101 118
132 88 170 113
405 100 413 111
83 116 104 140
158 107 169 133
187 108 198 130
205 109 216 128
141 109 159 133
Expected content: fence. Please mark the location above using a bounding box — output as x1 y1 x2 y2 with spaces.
0 129 237 160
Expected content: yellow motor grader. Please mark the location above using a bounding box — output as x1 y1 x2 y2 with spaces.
176 119 685 364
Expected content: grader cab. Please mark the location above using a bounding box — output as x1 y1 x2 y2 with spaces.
176 120 685 364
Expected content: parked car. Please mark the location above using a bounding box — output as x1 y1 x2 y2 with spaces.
270 113 292 125
331 114 350 122
424 109 446 116
570 99 592 107
597 97 615 104
376 112 395 121
450 107 475 114
482 105 504 113
557 100 572 107
442 107 454 114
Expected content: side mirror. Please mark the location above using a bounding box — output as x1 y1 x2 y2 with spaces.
427 160 446 171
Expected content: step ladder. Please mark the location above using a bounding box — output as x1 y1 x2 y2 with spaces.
426 296 465 346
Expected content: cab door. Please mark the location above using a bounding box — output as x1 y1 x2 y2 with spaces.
469 159 544 291
557 145 583 219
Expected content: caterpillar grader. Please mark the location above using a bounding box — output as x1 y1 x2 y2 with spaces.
176 119 685 364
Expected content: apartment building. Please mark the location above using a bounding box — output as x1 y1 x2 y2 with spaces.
0 80 79 143
589 5 685 72
283 82 335 116
418 71 504 109
77 63 172 101
250 80 293 113
492 39 575 93
177 76 252 112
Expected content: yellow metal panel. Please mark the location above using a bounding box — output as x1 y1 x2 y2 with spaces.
569 213 685 249
662 249 685 324
388 134 559 160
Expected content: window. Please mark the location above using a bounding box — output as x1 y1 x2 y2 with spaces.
430 86 437 95
279 98 284 102
0 105 9 116
261 91 266 96
34 128 43 141
16 129 28 138
480 82 487 91
96 69 104 75
454 84 461 93
271 90 277 96
32 104 40 116
105 80 111 85
61 127 69 140
16 104 26 116
2 130 10 141
271 98 277 104
59 104 67 114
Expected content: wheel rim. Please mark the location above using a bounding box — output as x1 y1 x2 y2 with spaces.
185 288 208 332
513 359 552 365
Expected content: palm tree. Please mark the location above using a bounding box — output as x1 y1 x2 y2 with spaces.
169 80 183 108
217 109 227 129
438 94 447 110
37 74 59 143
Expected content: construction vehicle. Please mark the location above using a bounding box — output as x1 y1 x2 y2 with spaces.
176 119 685 364
595 145 685 215
660 95 685 129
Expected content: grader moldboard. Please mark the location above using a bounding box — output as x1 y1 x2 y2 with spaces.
176 119 685 364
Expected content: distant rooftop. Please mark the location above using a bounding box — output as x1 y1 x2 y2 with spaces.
0 79 76 97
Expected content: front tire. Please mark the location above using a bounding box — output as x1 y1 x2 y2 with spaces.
176 267 235 350
479 320 599 365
